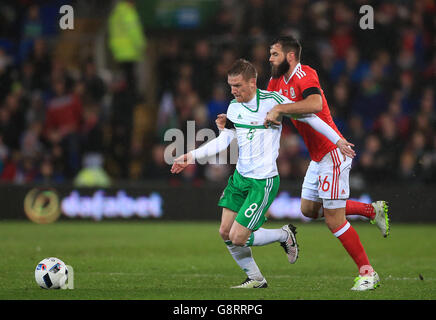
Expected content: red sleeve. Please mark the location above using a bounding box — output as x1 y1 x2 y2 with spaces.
297 68 321 93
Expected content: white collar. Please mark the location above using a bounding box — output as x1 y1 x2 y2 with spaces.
246 92 257 106
284 62 301 84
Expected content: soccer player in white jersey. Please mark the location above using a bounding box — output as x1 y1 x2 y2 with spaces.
171 59 354 288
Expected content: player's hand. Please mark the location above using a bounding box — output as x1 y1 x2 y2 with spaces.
336 139 356 160
264 108 281 128
215 114 227 130
170 153 193 174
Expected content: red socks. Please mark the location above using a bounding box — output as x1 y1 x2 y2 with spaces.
332 221 373 276
315 201 375 220
345 200 375 219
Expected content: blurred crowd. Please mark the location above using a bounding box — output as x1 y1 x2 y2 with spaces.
154 0 436 186
0 0 435 187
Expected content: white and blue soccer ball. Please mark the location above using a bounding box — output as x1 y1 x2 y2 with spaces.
35 257 68 289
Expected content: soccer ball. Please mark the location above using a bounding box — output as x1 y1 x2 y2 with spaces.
35 257 68 289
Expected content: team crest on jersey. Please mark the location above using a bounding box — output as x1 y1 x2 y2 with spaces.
290 87 296 98
279 88 289 96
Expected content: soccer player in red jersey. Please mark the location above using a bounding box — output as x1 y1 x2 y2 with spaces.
264 36 390 290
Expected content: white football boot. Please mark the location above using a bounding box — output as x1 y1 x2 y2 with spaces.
370 201 390 237
351 271 380 291
231 277 268 288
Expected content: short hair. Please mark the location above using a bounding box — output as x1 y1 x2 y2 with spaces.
271 35 302 61
227 58 257 81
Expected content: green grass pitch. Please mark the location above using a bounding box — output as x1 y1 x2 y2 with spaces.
0 220 435 300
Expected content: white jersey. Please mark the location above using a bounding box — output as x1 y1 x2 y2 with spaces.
226 89 293 179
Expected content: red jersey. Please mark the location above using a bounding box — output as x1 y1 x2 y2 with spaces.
267 63 343 162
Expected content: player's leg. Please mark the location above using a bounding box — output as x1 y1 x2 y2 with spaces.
307 199 390 237
232 174 299 264
306 198 389 223
226 221 267 288
231 217 299 266
230 219 295 257
219 208 266 287
218 171 267 288
320 149 379 290
300 198 323 219
347 200 390 237
303 158 390 237
219 207 237 242
230 174 281 246
324 206 379 291
229 174 297 288
228 220 252 246
324 205 373 276
300 160 324 219
249 224 298 264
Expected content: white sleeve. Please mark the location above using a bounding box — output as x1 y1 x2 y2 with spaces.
190 128 236 161
280 95 294 104
296 114 341 144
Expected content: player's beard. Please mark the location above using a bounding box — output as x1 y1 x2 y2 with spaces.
271 59 290 79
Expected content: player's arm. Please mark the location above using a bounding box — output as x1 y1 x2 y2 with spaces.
171 123 236 174
266 68 324 123
296 114 355 159
262 90 355 159
277 93 322 115
264 91 322 125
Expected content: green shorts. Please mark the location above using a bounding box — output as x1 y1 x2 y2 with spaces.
218 170 280 231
